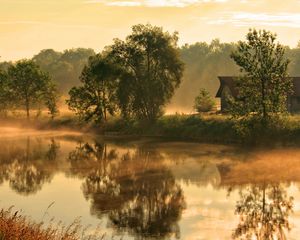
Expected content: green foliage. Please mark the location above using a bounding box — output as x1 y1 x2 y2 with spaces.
44 82 60 119
67 54 120 123
194 88 215 113
107 24 184 121
33 48 95 94
173 39 300 111
7 60 59 119
100 114 236 143
229 29 292 135
5 39 300 113
0 62 13 117
158 114 235 141
0 61 12 72
0 70 13 116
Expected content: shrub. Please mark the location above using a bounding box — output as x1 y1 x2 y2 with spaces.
194 89 215 113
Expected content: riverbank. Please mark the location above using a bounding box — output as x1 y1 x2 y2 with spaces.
103 114 238 143
2 114 300 145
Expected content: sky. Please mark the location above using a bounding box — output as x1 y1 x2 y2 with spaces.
2 0 300 61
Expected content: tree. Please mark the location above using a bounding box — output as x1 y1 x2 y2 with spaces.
194 88 215 113
67 54 120 123
33 48 95 94
7 60 59 119
32 49 62 69
0 70 13 116
107 24 184 122
230 29 292 128
0 61 12 72
44 82 59 119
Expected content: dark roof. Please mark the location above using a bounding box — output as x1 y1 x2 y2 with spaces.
215 76 238 98
216 76 300 98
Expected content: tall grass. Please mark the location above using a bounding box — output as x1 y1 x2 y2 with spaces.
0 207 106 240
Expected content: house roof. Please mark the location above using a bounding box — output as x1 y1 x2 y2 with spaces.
216 76 300 98
215 76 238 98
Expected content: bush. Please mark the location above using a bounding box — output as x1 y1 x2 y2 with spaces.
194 89 215 113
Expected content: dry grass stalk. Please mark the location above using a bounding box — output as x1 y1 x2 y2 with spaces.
0 207 106 240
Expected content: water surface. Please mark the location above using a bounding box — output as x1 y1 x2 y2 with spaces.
0 127 300 240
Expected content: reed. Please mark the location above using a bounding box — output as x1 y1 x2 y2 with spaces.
0 207 106 240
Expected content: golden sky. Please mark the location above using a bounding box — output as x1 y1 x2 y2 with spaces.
1 0 300 60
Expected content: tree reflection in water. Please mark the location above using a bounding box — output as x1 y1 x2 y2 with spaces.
0 138 60 195
233 183 294 240
68 141 186 239
68 141 120 197
108 168 185 239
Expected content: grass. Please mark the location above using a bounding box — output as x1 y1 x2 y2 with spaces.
101 113 300 144
102 113 238 143
3 111 300 145
0 207 106 240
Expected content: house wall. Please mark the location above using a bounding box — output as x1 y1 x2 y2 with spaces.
290 97 300 113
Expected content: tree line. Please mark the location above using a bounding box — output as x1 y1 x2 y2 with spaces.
173 38 300 111
66 26 297 137
0 24 298 130
1 39 238 112
4 40 300 113
0 48 95 119
0 24 184 122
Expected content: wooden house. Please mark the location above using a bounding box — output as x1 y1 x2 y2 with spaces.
216 76 300 113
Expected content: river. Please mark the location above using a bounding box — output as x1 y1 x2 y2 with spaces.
0 127 299 239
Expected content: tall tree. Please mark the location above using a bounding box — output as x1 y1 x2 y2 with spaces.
107 24 184 121
67 54 120 123
8 60 59 119
230 29 292 128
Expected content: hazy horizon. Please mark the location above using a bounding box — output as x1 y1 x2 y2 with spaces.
2 0 300 61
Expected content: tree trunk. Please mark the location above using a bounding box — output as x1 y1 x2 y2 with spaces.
26 100 30 119
261 78 268 127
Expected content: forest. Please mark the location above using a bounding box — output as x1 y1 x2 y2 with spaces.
2 39 300 112
1 25 300 144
